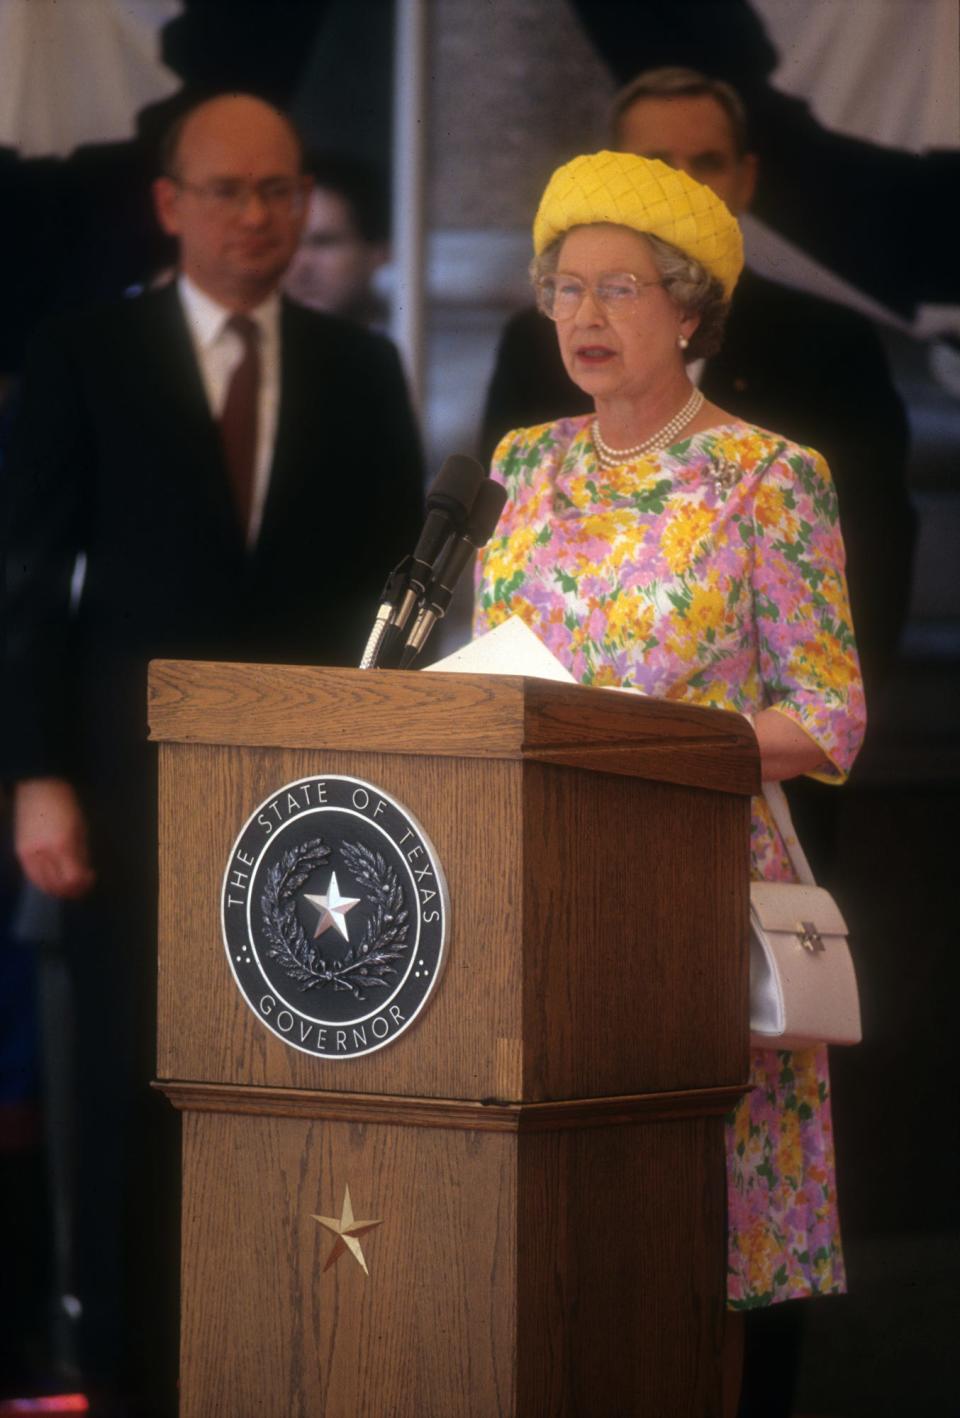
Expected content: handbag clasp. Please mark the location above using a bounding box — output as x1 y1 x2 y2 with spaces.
797 920 825 953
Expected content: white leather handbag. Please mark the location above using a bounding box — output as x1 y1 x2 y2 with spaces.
749 782 862 1050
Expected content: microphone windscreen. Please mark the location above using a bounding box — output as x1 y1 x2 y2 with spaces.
426 454 487 527
465 477 508 546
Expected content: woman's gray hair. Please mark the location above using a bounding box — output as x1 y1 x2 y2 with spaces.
530 225 729 361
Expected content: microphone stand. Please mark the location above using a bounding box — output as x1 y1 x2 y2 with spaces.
358 558 411 669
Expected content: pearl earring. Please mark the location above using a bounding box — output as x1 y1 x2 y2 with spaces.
678 334 689 350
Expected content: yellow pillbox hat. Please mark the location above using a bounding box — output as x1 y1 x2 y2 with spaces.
533 150 744 299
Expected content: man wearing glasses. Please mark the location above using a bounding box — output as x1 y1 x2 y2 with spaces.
4 93 422 1413
9 91 423 903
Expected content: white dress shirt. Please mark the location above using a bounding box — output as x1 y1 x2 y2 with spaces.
177 274 282 546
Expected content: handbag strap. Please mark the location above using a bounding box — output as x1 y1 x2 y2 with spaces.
742 711 817 885
761 781 816 886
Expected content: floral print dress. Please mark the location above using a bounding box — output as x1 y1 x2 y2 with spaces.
475 415 866 1308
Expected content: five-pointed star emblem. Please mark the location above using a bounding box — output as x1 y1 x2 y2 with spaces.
312 1185 382 1274
303 871 361 940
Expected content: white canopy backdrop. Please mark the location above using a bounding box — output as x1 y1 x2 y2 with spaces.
757 0 959 154
0 0 182 158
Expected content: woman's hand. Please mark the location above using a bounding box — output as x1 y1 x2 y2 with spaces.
753 709 830 782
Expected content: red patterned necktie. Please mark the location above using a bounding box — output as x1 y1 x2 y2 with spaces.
219 313 261 531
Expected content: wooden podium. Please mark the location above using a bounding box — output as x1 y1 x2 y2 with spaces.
149 660 758 1417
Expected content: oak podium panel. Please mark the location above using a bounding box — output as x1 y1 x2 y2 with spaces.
149 661 757 1417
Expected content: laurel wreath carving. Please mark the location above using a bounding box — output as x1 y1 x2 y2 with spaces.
259 836 409 1000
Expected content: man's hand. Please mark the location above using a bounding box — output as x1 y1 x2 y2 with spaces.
14 777 96 899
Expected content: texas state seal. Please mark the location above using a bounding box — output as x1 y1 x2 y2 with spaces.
221 775 448 1057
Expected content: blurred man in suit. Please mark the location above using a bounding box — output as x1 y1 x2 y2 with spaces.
284 150 390 327
4 93 422 1412
481 67 913 729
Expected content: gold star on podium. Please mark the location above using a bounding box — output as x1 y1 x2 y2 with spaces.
312 1185 382 1275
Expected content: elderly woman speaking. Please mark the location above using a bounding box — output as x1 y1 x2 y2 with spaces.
475 149 866 1370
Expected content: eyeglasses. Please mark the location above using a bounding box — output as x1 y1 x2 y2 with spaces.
174 177 308 215
535 271 664 321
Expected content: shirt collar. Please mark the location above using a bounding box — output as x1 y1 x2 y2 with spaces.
178 273 281 349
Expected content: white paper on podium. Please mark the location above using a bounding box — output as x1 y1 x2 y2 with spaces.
422 616 577 683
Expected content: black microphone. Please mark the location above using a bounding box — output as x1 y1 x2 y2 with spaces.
391 454 487 637
399 477 508 668
358 454 486 669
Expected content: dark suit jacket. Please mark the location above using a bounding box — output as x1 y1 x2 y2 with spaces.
479 269 914 705
3 284 424 794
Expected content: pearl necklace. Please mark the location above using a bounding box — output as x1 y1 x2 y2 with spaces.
592 387 704 469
